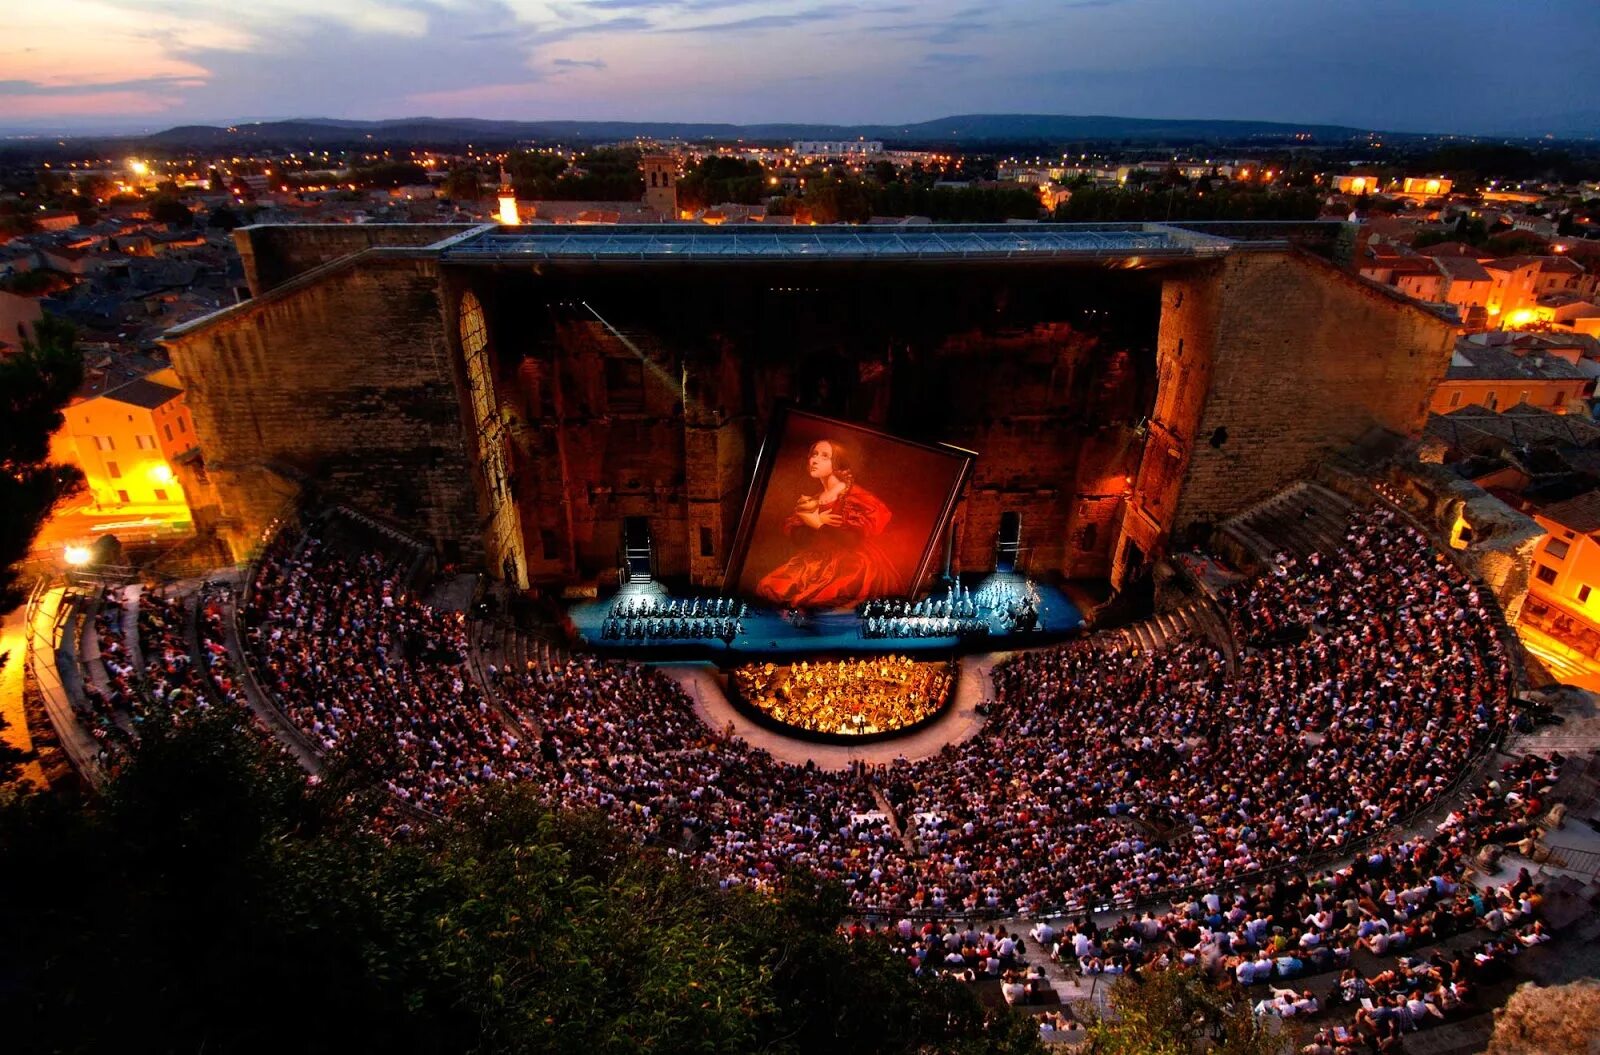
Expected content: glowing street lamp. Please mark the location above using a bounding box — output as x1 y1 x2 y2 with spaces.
64 545 92 567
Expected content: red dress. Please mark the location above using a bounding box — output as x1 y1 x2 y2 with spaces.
756 486 903 609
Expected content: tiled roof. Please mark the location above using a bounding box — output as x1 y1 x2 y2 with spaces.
1426 405 1600 452
1435 256 1491 281
1538 490 1600 533
104 377 181 410
1446 344 1590 382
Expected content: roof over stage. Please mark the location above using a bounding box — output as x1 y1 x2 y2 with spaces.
434 221 1239 265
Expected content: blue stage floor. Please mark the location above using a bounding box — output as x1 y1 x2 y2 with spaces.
567 575 1085 660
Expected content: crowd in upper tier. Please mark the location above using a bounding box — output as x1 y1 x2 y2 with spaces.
238 504 1515 928
245 535 539 811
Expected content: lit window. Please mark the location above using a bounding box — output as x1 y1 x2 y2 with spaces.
1535 564 1558 585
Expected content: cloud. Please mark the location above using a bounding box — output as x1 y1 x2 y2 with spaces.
463 14 652 46
662 4 863 34
0 75 208 97
551 57 607 69
916 52 980 68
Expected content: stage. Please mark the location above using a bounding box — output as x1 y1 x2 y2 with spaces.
566 574 1086 660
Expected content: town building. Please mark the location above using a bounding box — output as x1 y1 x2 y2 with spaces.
1430 336 1594 415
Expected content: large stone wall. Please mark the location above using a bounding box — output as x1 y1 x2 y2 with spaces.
165 228 1457 594
234 224 479 296
164 256 478 561
1172 250 1456 537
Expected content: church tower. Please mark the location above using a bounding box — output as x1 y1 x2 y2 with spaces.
641 154 679 220
496 167 519 225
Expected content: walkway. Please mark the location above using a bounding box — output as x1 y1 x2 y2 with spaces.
0 602 45 788
659 652 1000 770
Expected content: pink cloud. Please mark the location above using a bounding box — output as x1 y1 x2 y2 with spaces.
0 90 181 118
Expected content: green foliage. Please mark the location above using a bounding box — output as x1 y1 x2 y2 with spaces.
208 203 244 230
507 148 643 202
872 182 1042 222
345 160 430 189
0 315 83 613
800 173 874 224
678 156 769 212
1054 186 1320 223
0 210 40 236
1484 230 1551 257
0 714 1038 1054
442 167 485 200
1078 967 1284 1055
0 268 71 296
148 195 194 227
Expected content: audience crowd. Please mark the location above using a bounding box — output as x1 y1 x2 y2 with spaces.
245 533 539 811
238 505 1515 939
60 499 1556 1047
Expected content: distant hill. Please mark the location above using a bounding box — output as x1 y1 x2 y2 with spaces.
132 112 1390 150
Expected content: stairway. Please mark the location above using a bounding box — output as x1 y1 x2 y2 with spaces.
1111 597 1210 655
1217 481 1356 569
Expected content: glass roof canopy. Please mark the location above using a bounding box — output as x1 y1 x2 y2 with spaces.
438 223 1235 264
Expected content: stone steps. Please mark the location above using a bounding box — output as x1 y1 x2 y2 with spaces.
1219 481 1357 569
1113 598 1209 657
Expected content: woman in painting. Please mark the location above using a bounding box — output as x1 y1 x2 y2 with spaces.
756 439 903 609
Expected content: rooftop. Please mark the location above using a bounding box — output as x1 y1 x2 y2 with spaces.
438 222 1236 264
1446 344 1591 383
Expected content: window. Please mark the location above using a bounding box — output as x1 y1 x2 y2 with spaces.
1485 390 1498 410
116 490 130 504
153 488 168 502
1554 390 1566 406
1448 391 1462 408
179 416 188 433
1536 564 1559 585
605 357 645 412
107 461 121 479
1519 389 1530 405
1546 538 1571 560
1580 584 1592 604
164 424 174 442
699 527 715 557
136 435 155 450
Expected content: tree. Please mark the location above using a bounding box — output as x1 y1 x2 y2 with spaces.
148 195 194 227
207 203 244 231
802 173 873 224
0 315 83 614
1076 966 1285 1055
441 167 483 201
0 711 1042 1054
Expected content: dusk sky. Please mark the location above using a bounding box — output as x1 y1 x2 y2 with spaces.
6 0 1599 135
